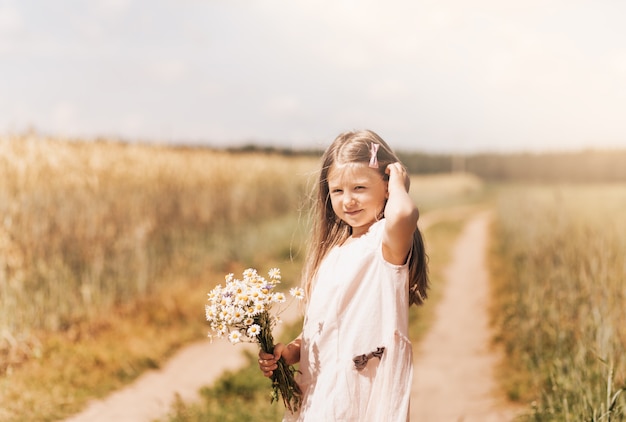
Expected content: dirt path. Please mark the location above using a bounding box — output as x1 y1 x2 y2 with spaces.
64 304 301 422
65 209 520 422
411 211 521 421
64 340 256 422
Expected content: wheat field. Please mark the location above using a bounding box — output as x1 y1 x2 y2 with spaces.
492 184 626 420
2 134 625 420
0 134 317 346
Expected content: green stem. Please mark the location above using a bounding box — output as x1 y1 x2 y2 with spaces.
255 311 303 413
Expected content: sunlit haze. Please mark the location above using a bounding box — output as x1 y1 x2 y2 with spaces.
1 0 625 153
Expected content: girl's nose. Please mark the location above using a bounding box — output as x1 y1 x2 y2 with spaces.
345 195 357 207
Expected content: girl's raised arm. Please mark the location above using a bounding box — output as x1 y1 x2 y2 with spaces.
382 162 419 265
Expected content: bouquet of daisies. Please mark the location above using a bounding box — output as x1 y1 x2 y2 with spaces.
206 267 304 413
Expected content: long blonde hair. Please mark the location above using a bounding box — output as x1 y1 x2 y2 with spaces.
301 129 429 306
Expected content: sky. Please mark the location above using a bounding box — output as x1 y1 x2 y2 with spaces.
1 0 625 153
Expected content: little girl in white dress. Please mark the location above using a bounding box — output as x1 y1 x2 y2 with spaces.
259 129 429 421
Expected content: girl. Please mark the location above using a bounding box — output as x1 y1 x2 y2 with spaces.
259 129 429 421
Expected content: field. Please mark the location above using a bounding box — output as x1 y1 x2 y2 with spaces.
158 185 474 422
0 135 317 420
0 135 316 335
492 184 626 420
1 134 625 421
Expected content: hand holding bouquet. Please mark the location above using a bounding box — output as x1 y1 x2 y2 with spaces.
205 267 304 413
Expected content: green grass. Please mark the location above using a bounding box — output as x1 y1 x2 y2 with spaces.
159 324 303 422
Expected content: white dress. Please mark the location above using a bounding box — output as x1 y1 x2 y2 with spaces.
286 219 413 422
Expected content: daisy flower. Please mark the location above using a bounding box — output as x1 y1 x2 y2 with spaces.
207 290 218 301
249 287 266 302
268 267 281 280
235 293 250 306
290 287 305 300
205 305 217 320
215 323 227 337
218 310 228 321
206 267 305 413
230 306 245 323
243 268 257 279
272 292 286 303
247 324 261 337
228 330 243 344
233 283 245 295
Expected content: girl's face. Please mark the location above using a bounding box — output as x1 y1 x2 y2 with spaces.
327 163 388 237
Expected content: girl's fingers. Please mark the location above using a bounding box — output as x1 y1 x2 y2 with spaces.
259 351 274 359
259 357 275 366
385 162 397 174
259 357 278 377
386 163 410 190
386 162 406 174
272 343 285 360
259 355 279 366
258 341 294 378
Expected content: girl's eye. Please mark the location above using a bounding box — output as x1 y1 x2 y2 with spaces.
355 186 365 190
331 188 342 194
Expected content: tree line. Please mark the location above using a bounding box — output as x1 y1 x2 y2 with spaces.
398 149 626 182
221 144 626 183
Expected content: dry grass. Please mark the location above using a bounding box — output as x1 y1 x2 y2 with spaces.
0 212 309 422
491 184 626 420
0 276 207 420
410 172 486 211
0 134 318 420
0 134 487 421
0 134 316 341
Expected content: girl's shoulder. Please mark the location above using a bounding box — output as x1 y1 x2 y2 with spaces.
360 218 387 251
368 218 386 238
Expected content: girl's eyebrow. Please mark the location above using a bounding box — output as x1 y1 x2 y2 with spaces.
330 180 365 187
351 179 371 185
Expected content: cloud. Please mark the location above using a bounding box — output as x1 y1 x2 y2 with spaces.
148 59 188 83
1 0 626 152
0 3 21 32
0 3 23 54
609 52 626 75
51 102 80 135
263 95 301 119
93 0 132 19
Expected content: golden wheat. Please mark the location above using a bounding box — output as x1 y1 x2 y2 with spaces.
492 184 626 420
0 134 317 345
